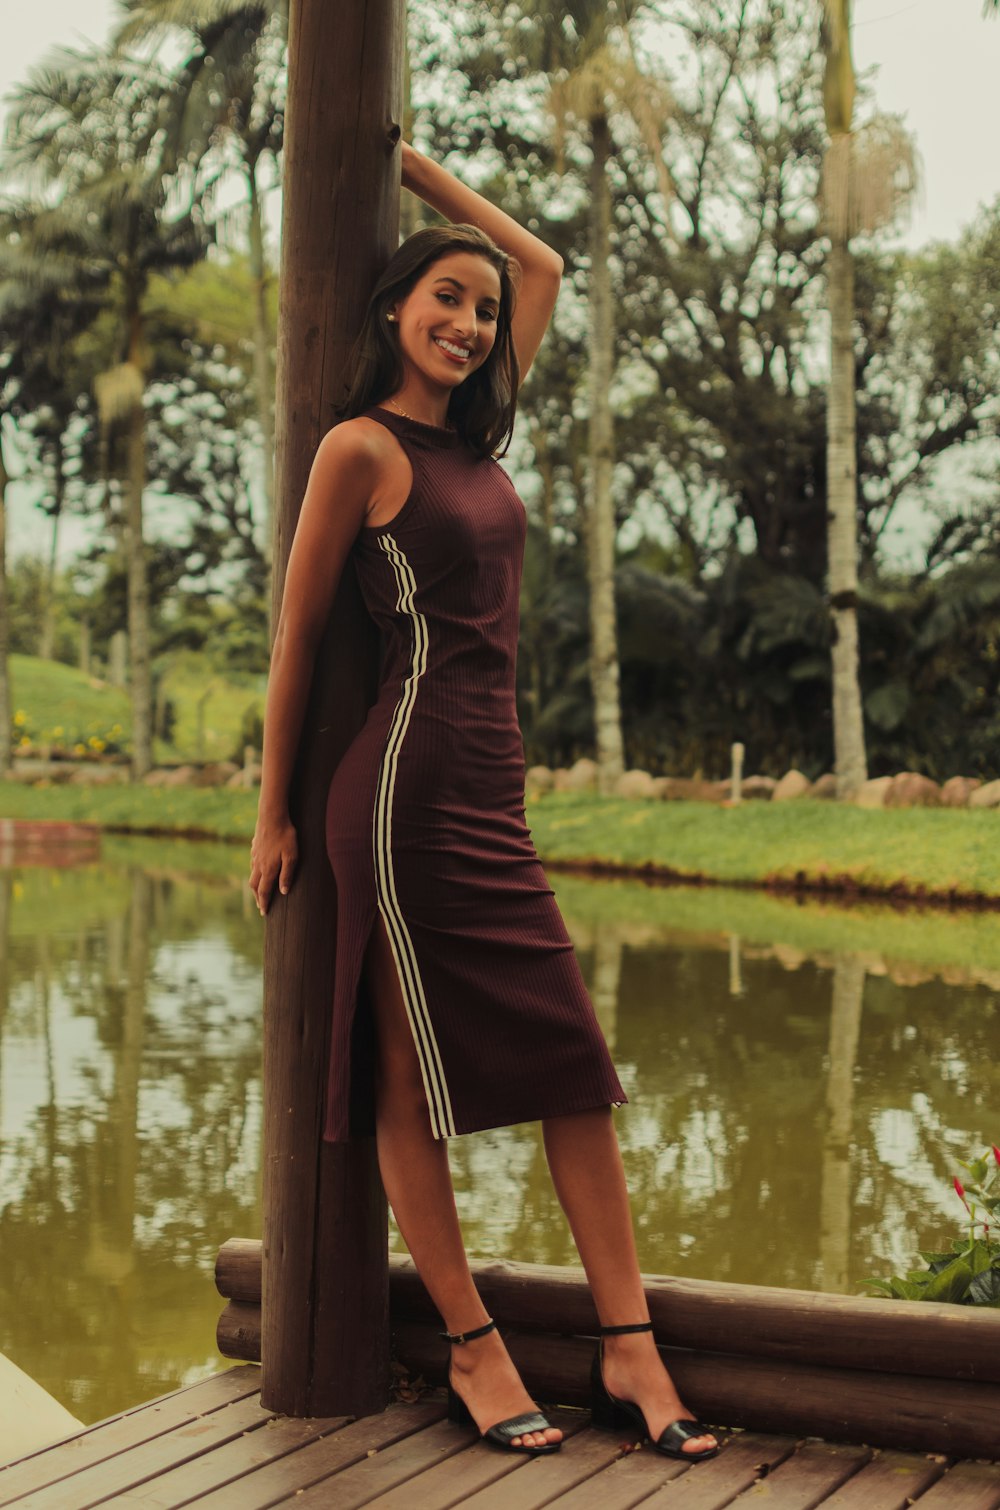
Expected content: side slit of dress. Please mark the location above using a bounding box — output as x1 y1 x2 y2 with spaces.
361 910 440 1135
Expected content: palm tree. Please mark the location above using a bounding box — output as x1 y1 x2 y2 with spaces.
496 1 671 792
4 55 210 777
115 0 284 561
821 2 917 798
0 207 104 767
0 299 93 662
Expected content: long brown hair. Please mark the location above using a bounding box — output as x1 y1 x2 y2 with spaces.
336 224 520 457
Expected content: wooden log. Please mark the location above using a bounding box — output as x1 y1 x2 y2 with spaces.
216 1239 262 1305
261 0 404 1419
215 1244 1000 1386
391 1322 1000 1462
216 1302 263 1364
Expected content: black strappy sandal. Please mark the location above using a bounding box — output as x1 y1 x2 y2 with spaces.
442 1318 561 1456
591 1321 720 1462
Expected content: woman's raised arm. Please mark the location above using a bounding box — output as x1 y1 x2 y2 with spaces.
401 142 563 380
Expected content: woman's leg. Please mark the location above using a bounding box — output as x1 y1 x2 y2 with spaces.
543 1106 718 1455
365 917 561 1449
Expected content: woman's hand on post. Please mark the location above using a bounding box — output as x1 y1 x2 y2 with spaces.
249 813 299 916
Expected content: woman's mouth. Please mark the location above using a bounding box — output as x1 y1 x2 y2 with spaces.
433 336 472 364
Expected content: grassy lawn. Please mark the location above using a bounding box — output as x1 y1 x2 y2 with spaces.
8 652 265 765
2 783 1000 901
524 792 1000 898
158 654 265 763
0 780 259 840
9 655 131 756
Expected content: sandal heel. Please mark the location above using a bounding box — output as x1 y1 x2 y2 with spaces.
447 1385 473 1426
589 1343 641 1433
590 1390 635 1432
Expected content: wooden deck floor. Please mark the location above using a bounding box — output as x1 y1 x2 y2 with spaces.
1 1366 999 1510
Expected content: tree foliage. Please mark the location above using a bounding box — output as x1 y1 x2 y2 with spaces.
1 0 999 779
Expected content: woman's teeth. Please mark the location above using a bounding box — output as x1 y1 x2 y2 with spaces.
434 337 471 361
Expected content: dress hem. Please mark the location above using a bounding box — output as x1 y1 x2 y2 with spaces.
323 1090 628 1145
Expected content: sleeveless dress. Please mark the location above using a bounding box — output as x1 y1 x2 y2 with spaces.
323 406 626 1141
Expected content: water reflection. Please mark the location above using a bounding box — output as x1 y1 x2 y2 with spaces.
0 855 262 1424
0 844 997 1426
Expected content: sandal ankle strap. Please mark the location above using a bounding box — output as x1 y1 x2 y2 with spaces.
440 1318 496 1345
600 1321 654 1335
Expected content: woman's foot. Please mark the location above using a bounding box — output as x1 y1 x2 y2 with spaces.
600 1331 718 1457
449 1326 563 1451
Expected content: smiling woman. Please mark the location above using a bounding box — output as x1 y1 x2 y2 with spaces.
247 140 720 1466
334 215 522 462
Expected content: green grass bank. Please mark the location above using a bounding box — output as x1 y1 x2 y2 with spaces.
2 783 999 904
8 652 264 765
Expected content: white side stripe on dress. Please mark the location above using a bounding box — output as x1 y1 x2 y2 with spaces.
373 533 457 1139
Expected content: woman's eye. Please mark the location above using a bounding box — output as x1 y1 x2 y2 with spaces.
478 308 497 322
436 293 456 305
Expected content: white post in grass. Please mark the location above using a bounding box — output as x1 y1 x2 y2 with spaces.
731 741 745 805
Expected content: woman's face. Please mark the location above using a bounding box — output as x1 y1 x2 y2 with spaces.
389 251 502 392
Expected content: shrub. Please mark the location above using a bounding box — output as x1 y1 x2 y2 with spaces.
865 1147 1000 1306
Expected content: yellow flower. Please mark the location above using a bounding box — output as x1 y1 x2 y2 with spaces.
53 726 64 737
111 723 123 736
18 735 31 748
88 736 105 751
74 742 86 756
13 711 26 726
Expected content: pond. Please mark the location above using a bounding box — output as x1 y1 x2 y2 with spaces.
0 835 997 1424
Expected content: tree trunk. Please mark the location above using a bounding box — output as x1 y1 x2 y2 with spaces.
261 0 403 1420
79 617 91 677
125 313 153 780
826 231 867 798
40 438 64 662
586 115 624 793
0 431 12 777
248 161 275 571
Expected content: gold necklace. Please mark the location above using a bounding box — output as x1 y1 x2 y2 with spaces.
386 398 450 430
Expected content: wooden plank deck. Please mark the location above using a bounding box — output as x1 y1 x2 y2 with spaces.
0 1366 997 1510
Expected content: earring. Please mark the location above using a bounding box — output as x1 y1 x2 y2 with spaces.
387 313 396 322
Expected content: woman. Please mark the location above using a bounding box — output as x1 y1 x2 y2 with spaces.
249 142 719 1462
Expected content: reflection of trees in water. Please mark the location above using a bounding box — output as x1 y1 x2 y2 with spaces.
590 928 622 1053
819 955 865 1293
3 860 995 1413
0 862 263 1422
850 971 1000 1277
448 905 997 1298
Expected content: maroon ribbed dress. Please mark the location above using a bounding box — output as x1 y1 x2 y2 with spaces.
323 406 625 1141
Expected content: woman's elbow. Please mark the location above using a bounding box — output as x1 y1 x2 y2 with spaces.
269 612 321 670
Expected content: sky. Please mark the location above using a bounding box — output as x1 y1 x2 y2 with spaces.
3 0 1000 565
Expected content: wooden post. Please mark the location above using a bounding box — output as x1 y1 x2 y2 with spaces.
261 0 403 1418
730 741 744 805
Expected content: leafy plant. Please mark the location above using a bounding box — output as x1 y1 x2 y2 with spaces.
865 1147 1000 1306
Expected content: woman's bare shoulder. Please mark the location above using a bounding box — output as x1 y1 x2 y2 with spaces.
319 413 396 462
